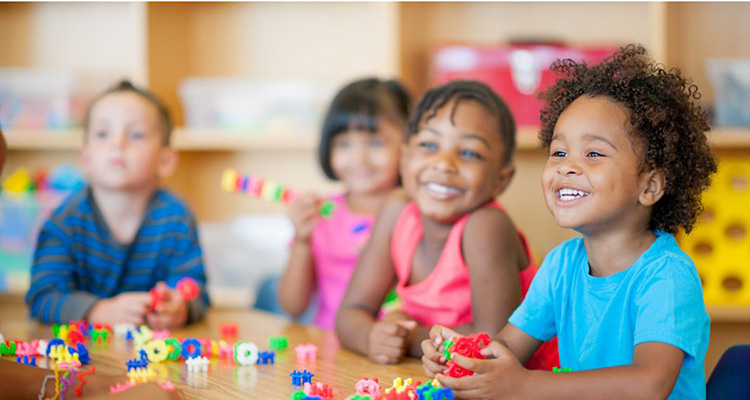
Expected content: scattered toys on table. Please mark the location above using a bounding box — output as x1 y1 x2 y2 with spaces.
2 319 456 400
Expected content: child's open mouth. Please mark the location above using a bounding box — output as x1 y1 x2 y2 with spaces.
556 188 590 202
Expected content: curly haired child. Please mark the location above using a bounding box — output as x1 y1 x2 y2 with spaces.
422 44 717 399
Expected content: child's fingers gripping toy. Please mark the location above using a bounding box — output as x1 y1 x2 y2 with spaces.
442 332 492 378
149 278 200 311
221 169 335 218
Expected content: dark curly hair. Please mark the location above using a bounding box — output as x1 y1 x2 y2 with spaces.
408 80 516 165
539 44 717 234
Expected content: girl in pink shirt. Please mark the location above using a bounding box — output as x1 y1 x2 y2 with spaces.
277 78 412 330
336 81 558 369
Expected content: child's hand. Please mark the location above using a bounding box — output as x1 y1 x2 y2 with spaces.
436 340 527 400
147 282 189 329
87 292 150 325
287 193 320 242
422 325 462 377
367 320 417 364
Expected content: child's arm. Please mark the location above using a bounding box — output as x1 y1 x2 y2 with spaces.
25 220 150 324
438 325 683 400
404 207 527 357
152 215 209 328
336 192 410 363
278 193 319 317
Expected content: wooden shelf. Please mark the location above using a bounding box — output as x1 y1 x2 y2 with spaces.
4 128 317 152
707 305 750 323
5 127 750 152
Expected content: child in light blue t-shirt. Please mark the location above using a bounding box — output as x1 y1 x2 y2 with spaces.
421 44 717 400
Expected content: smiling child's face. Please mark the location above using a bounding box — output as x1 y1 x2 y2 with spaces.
542 95 654 235
401 99 514 223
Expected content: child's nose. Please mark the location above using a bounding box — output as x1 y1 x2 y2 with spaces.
112 130 128 148
432 153 458 174
557 158 581 176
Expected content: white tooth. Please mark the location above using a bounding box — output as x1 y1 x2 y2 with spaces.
426 183 460 194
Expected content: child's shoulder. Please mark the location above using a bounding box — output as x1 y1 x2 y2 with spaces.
464 203 517 239
636 232 698 282
151 188 196 220
46 187 92 226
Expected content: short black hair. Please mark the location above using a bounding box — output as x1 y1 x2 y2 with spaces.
539 44 717 234
84 80 173 146
407 80 517 165
318 78 412 180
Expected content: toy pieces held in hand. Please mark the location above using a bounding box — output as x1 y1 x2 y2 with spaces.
444 332 492 378
221 168 335 218
150 277 200 310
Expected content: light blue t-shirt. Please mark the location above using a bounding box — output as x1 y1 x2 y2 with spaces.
509 232 710 399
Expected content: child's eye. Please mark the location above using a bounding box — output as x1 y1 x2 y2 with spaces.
130 131 144 140
334 139 351 149
587 151 604 157
95 130 108 139
418 142 438 152
368 138 385 148
551 150 567 157
460 150 483 160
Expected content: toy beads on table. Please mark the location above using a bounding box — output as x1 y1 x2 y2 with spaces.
221 169 335 218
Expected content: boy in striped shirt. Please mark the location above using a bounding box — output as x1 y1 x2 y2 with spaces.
25 81 209 329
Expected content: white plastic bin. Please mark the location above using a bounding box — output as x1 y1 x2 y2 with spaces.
179 78 332 134
706 59 750 128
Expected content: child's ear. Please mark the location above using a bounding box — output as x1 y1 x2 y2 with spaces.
492 164 516 197
639 168 666 206
157 147 178 179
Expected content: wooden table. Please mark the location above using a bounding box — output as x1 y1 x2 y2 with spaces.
0 297 427 400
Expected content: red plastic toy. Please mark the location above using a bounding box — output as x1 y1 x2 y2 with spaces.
150 278 200 310
445 332 492 378
220 323 238 339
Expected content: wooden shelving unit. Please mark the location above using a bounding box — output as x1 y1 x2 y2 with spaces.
6 127 750 152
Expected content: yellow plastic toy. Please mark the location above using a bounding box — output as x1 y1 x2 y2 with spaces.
145 339 169 363
1 167 33 194
679 158 750 305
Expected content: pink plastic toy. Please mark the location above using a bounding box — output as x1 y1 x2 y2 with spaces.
295 343 318 361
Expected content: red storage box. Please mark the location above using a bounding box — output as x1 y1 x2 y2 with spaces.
431 43 620 127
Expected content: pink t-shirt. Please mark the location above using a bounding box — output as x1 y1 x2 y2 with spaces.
310 194 374 330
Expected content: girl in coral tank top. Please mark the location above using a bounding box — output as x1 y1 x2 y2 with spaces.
336 80 558 369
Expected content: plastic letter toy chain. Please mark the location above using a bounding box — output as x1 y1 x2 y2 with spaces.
221 169 335 218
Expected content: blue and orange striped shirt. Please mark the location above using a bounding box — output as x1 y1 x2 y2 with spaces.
25 187 209 324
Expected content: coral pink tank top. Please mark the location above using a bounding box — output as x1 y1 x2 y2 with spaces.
390 200 559 370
